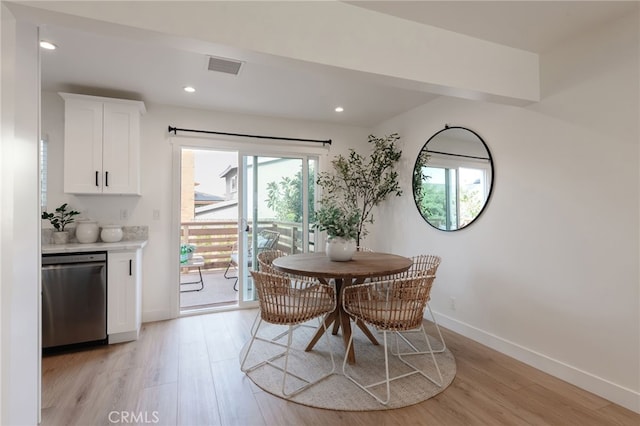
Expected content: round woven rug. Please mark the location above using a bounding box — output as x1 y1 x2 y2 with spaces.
239 319 456 410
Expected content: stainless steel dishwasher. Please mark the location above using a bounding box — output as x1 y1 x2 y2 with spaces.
42 252 108 351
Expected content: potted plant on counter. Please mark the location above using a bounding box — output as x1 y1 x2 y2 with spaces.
313 201 360 261
41 203 80 244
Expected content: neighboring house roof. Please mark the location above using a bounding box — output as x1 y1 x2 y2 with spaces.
195 199 239 215
219 165 237 178
195 191 225 202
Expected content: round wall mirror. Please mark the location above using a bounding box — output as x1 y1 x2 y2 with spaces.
412 126 494 231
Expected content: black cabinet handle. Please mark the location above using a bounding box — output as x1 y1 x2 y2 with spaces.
105 171 109 187
95 171 99 186
129 259 132 276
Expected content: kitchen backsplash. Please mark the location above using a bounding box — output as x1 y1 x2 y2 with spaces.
42 225 149 245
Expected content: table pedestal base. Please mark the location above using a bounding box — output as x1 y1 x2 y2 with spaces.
304 278 379 364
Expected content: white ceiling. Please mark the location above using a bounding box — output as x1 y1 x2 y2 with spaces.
35 1 636 127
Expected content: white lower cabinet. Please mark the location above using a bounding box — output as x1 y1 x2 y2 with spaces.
107 249 142 343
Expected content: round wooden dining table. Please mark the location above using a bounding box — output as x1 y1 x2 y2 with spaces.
271 251 412 364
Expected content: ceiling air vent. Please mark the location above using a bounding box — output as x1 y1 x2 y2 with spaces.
207 56 243 75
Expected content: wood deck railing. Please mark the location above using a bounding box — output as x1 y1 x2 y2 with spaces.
180 220 314 270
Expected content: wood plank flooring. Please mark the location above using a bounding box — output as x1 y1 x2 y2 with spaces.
41 309 639 426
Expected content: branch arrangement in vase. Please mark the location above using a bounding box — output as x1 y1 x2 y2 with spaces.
313 201 359 240
315 133 403 246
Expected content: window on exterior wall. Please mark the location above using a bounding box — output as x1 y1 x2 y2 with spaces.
231 175 237 193
40 138 48 210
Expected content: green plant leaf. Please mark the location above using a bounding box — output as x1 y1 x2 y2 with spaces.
315 133 403 245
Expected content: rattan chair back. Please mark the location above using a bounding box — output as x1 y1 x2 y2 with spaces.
373 254 441 281
251 271 336 326
342 275 436 332
257 249 288 274
410 254 441 275
369 254 447 354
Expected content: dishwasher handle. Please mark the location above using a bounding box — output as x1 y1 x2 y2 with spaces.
42 262 106 271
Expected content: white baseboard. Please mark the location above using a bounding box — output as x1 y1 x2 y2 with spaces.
432 311 640 414
142 309 174 323
108 329 139 344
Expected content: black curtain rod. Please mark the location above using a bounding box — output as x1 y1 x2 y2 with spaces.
168 126 332 146
427 150 490 161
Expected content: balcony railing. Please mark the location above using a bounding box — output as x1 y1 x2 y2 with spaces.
180 220 314 270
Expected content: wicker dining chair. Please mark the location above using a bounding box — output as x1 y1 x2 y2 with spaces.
257 249 288 274
255 249 325 342
342 274 443 405
241 271 336 397
374 254 446 353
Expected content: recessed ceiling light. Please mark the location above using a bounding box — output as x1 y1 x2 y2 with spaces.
39 41 57 50
334 106 344 112
183 86 196 93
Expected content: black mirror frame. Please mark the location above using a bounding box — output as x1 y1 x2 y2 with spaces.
412 125 495 232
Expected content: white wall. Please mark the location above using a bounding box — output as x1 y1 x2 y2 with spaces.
1 6 41 425
41 94 370 321
371 13 639 411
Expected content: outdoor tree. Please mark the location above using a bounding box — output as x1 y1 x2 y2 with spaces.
266 168 315 223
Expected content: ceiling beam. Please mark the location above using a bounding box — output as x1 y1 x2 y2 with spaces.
10 1 539 105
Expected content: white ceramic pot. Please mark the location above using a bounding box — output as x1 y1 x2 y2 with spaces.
75 219 99 243
100 225 123 243
52 231 69 245
326 237 356 261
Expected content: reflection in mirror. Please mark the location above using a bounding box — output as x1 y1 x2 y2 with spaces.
413 126 493 231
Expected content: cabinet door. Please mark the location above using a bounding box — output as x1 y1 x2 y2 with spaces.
63 99 103 194
107 251 139 335
102 103 141 194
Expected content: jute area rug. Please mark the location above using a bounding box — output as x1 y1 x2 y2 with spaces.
239 319 456 411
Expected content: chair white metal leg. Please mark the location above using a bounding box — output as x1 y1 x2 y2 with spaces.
396 303 447 354
241 316 335 397
343 329 392 405
343 325 443 406
394 324 443 387
425 301 447 352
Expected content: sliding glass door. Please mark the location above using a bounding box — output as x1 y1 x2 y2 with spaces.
178 146 317 312
237 155 317 303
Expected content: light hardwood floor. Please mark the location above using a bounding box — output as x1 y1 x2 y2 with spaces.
41 309 638 426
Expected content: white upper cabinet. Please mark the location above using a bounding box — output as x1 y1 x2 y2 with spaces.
60 93 146 195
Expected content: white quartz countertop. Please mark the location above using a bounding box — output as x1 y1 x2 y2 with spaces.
42 239 147 254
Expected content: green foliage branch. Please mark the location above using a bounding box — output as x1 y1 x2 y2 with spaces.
412 149 431 208
313 200 359 240
315 133 403 246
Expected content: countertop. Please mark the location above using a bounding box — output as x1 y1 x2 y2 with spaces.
42 239 147 254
